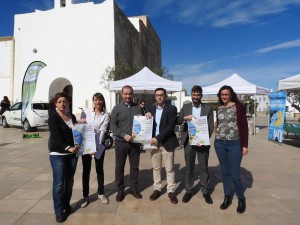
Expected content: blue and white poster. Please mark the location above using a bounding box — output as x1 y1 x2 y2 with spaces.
268 91 287 143
187 116 210 146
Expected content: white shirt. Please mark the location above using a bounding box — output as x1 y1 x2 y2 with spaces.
84 108 110 144
155 104 164 136
192 104 201 120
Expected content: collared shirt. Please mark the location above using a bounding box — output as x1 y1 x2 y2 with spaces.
155 104 165 136
125 102 131 108
192 103 201 120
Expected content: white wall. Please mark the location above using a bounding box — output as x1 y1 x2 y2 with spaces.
13 0 116 113
0 39 14 101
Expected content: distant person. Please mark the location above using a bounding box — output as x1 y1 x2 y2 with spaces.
80 92 110 207
48 98 56 151
48 92 79 223
177 85 214 204
139 100 146 116
146 88 180 204
110 85 143 202
214 85 248 214
0 96 11 116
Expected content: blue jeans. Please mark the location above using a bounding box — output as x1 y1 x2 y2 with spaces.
50 154 78 217
214 139 244 199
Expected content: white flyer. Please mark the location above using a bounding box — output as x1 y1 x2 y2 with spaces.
187 116 210 146
72 123 97 156
132 116 155 149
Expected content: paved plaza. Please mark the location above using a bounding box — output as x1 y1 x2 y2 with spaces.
0 115 300 225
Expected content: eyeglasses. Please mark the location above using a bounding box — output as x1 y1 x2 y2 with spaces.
155 94 165 97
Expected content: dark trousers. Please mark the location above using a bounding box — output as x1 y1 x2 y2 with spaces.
214 139 244 199
82 151 105 197
184 142 212 194
115 140 140 191
50 154 78 217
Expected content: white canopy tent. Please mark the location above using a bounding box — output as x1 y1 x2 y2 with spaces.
109 66 183 109
278 74 300 91
109 67 182 93
202 73 270 135
203 73 270 95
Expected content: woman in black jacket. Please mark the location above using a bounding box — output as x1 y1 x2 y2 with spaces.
48 92 78 223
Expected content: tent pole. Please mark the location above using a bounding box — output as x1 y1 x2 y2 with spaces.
254 94 256 135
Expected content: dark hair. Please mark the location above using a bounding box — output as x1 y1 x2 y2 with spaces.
122 85 133 94
154 87 167 95
139 100 145 104
217 85 240 105
191 85 203 94
54 92 69 103
93 92 106 111
49 98 56 111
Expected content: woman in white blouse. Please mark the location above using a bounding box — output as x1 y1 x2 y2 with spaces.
80 93 110 207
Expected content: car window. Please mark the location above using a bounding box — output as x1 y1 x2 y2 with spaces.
32 103 49 110
10 102 22 110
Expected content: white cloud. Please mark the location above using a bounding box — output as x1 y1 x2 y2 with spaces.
256 39 300 54
144 0 300 27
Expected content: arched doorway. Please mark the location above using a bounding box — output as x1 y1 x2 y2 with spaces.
49 78 73 113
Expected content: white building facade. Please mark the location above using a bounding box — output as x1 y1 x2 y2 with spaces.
4 0 161 114
0 37 14 101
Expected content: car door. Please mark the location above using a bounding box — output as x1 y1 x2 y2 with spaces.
7 102 22 126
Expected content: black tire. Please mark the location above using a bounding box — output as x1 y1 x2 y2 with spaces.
104 135 113 150
23 119 33 132
2 116 9 128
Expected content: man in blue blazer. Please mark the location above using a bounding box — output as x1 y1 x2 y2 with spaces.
147 88 180 204
177 85 214 204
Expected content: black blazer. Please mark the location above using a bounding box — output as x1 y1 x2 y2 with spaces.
48 110 77 154
149 103 179 151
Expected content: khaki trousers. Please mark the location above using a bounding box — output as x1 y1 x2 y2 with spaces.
151 146 175 193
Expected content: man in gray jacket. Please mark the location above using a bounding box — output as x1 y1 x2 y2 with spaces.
110 85 143 202
177 85 214 204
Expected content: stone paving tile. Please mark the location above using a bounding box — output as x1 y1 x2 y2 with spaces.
0 213 23 225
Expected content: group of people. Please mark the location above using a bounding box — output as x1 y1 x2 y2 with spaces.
48 84 249 223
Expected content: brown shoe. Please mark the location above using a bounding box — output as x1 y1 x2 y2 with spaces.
168 192 178 204
150 190 161 201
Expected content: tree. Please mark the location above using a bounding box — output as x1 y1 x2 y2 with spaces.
286 91 300 111
239 95 258 116
158 67 174 81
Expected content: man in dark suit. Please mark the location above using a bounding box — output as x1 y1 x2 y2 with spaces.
177 85 214 204
146 88 180 204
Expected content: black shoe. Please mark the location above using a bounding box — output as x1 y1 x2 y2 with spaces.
168 192 178 204
220 195 232 210
128 187 142 199
237 198 246 214
203 194 213 204
64 205 73 215
56 214 67 223
116 191 125 202
182 192 193 203
150 190 161 201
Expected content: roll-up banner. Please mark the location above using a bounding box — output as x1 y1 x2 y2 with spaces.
21 61 46 123
268 91 287 143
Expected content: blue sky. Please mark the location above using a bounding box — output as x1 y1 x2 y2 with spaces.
1 0 300 93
